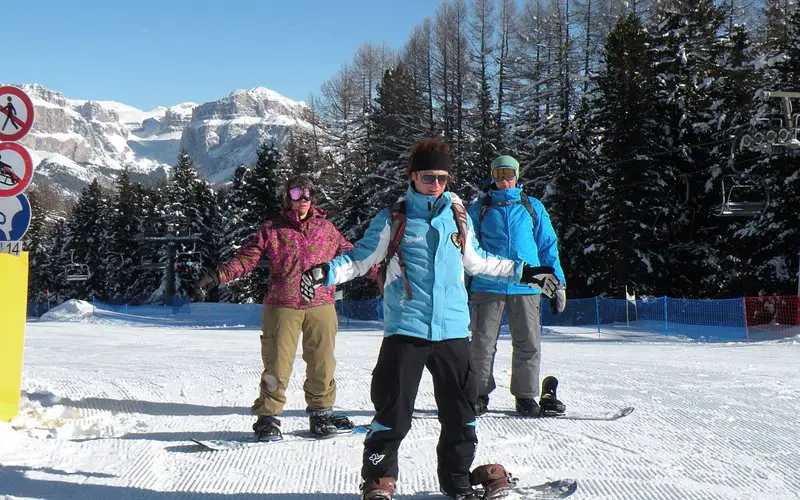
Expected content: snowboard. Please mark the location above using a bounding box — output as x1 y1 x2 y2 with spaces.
511 478 578 499
403 479 577 499
191 424 369 451
413 406 633 422
542 405 634 421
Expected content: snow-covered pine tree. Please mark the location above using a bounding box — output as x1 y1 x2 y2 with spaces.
586 12 664 296
737 5 800 294
647 0 728 296
106 168 141 302
218 143 290 303
64 178 112 301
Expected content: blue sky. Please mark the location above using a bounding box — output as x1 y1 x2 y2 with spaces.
6 0 434 110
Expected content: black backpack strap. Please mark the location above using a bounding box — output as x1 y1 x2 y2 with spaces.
520 193 536 223
477 194 491 237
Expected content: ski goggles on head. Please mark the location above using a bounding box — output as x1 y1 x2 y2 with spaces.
287 187 312 201
418 173 450 185
491 167 517 182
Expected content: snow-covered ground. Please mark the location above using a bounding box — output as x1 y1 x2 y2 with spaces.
2 302 799 499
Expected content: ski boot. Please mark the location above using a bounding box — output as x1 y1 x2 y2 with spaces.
515 397 541 417
308 408 354 437
539 376 567 416
470 464 518 499
253 415 282 441
360 477 396 499
474 395 489 416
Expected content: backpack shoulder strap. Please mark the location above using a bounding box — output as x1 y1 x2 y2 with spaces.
382 199 413 299
520 192 536 222
450 200 469 256
385 200 407 263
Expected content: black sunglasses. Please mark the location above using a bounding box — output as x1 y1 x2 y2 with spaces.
418 173 450 185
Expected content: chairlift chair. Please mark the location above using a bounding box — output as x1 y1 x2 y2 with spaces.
65 251 90 282
719 176 769 217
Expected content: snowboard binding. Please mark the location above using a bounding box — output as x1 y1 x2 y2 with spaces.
470 464 519 499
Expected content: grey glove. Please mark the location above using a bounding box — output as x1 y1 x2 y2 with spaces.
551 286 566 315
301 263 329 302
520 264 559 298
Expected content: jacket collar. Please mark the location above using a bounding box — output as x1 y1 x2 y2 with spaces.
283 205 326 227
489 186 522 203
405 184 451 220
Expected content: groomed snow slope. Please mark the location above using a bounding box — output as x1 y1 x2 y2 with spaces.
1 309 798 499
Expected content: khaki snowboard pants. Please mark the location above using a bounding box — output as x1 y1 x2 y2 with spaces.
251 303 338 416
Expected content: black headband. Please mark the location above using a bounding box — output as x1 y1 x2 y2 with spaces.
409 150 452 173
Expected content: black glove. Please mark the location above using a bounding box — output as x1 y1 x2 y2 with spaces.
520 264 559 298
196 273 219 300
551 286 567 315
301 263 329 302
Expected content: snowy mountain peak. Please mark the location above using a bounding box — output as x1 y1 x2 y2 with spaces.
13 83 308 196
229 86 305 109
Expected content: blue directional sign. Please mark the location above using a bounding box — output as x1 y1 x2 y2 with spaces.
0 193 31 242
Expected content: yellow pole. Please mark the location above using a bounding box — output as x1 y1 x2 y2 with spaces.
0 252 29 422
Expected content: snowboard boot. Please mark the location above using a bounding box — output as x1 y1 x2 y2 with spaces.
470 464 518 499
515 397 541 417
308 408 353 437
330 413 355 431
474 395 489 416
539 376 567 416
252 415 282 441
441 475 481 499
360 477 396 500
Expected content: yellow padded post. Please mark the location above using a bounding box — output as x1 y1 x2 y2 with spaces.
0 252 29 422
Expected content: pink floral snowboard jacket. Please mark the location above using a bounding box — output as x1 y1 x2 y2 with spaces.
215 206 352 309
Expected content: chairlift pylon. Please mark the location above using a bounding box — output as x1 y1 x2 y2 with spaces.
64 251 90 282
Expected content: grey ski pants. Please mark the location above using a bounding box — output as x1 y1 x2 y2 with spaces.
469 292 541 399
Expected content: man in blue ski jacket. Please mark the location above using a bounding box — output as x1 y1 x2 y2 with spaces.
468 154 567 418
299 140 559 500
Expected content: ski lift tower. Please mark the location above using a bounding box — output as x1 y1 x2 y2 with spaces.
138 232 203 306
740 91 800 156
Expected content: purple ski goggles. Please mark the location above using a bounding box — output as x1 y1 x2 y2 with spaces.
288 187 312 202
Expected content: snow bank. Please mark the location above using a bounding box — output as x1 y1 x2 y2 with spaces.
39 299 95 322
8 392 88 440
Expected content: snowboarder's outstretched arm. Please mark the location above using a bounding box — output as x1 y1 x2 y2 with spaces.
198 221 272 294
324 208 391 286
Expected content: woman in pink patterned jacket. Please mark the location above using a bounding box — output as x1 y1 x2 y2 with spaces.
198 175 354 441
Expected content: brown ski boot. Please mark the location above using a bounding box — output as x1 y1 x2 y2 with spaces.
470 464 518 499
360 477 396 500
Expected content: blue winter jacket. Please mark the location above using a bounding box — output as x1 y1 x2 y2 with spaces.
468 186 565 295
324 186 525 342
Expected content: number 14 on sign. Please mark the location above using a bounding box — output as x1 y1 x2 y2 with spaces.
1 242 21 256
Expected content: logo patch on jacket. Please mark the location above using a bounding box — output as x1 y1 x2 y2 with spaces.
450 232 462 248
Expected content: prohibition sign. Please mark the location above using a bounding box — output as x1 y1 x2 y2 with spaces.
0 142 34 197
0 86 35 142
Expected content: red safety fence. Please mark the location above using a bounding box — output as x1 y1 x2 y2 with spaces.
744 296 800 339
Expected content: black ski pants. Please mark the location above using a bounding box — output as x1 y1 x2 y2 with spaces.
362 334 478 494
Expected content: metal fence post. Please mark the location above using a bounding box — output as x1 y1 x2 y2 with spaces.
595 296 601 338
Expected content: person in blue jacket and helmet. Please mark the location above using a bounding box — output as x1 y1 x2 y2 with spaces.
468 154 567 418
299 139 560 500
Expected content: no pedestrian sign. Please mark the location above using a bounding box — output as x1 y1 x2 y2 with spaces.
0 86 35 142
0 142 34 197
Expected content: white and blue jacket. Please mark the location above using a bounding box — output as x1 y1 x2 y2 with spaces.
324 186 524 341
468 187 565 295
